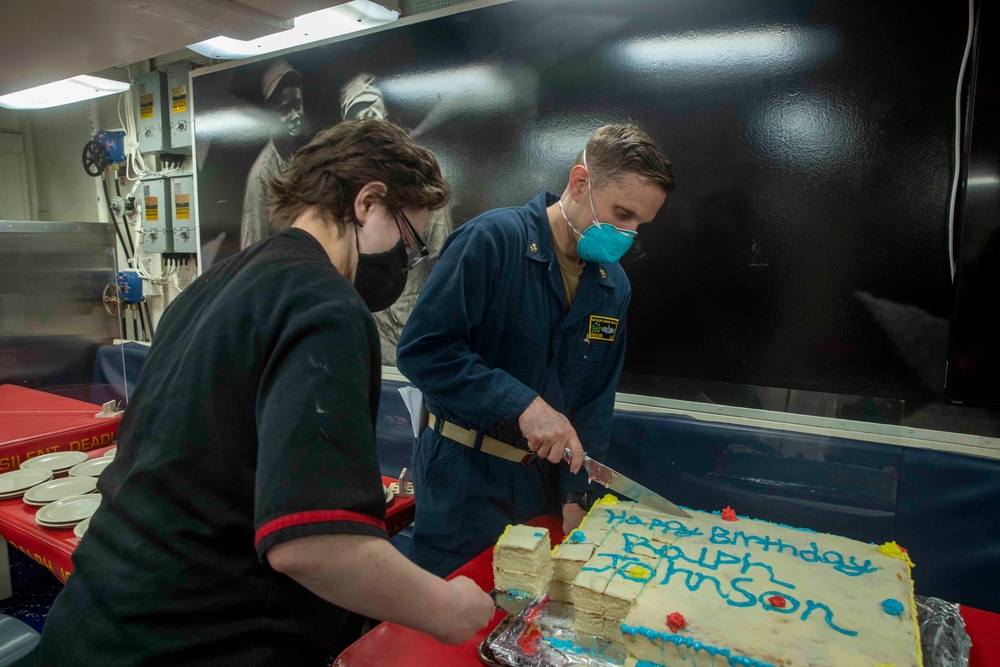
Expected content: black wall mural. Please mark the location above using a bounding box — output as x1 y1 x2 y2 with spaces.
193 0 994 426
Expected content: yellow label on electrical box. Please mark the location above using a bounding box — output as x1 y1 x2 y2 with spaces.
588 315 619 342
171 86 187 113
144 196 159 221
139 93 154 119
175 194 190 220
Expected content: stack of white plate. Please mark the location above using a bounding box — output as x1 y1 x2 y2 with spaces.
23 476 98 507
35 493 101 529
0 469 54 500
103 446 117 459
19 451 88 476
68 457 113 478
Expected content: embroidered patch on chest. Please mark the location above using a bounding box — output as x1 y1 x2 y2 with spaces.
588 315 619 342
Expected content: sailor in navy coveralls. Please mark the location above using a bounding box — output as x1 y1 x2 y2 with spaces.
398 124 675 577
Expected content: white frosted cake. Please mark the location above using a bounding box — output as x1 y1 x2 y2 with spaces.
493 524 553 598
560 496 922 667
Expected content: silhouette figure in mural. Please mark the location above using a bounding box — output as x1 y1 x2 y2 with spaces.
240 59 305 250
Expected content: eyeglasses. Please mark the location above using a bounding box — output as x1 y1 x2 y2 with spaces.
394 210 429 272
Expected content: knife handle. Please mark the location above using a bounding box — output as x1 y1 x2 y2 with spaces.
518 448 577 467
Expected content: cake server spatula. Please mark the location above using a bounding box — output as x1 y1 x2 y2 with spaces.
489 589 533 615
538 448 692 518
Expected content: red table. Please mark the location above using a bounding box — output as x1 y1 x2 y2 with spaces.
334 516 1000 667
0 444 115 582
333 515 563 667
0 444 414 585
0 385 120 473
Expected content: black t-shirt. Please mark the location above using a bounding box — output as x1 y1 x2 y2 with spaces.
34 229 386 666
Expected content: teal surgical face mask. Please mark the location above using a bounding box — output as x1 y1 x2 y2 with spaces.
559 150 637 264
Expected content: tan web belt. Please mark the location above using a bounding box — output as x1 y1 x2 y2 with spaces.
427 413 532 464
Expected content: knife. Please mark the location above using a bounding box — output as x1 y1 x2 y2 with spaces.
521 448 690 518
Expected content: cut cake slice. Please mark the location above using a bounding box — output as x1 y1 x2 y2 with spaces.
492 524 552 598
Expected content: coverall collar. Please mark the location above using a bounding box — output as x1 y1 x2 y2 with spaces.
524 192 617 290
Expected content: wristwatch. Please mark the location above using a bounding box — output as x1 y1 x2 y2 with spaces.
561 491 595 511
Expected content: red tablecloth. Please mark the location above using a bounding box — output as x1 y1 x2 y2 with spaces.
0 442 414 585
0 385 120 473
0 444 115 582
334 515 1000 667
333 515 564 667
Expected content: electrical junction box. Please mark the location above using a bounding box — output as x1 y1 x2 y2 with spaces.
134 71 168 154
140 178 172 253
170 175 197 253
165 65 192 151
116 270 144 304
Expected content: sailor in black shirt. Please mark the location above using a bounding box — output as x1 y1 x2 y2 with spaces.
28 120 494 667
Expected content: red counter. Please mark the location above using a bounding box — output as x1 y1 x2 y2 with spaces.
333 515 562 667
0 445 115 582
0 385 120 474
0 440 414 585
334 515 1000 667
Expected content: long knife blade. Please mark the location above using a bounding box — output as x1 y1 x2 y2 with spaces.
571 450 690 518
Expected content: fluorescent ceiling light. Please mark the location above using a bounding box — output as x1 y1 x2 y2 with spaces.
187 0 398 60
0 74 131 110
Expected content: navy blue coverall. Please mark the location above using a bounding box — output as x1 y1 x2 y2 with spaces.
397 192 630 576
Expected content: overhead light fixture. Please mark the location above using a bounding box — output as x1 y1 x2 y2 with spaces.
0 74 131 110
187 0 398 60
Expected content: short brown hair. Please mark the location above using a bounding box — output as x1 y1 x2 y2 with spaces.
575 124 675 194
268 119 449 231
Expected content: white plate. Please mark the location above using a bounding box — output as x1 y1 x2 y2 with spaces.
19 451 88 473
35 493 101 526
103 447 117 458
23 476 98 505
74 517 91 539
0 469 54 497
67 457 113 478
384 484 394 505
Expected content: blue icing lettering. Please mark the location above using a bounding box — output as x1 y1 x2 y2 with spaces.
657 543 854 640
583 551 640 573
567 530 585 543
533 532 544 537
714 528 875 577
596 508 627 526
802 600 858 636
622 532 666 560
705 548 743 570
726 577 757 608
775 539 799 557
660 559 731 600
650 517 703 538
841 555 878 577
740 553 795 589
882 598 905 616
624 514 648 527
711 525 735 546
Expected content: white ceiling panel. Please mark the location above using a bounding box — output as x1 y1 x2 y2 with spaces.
0 0 353 96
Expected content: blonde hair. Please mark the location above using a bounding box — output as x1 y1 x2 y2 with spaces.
575 124 675 193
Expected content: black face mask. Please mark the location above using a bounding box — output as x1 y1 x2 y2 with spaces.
354 236 409 312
